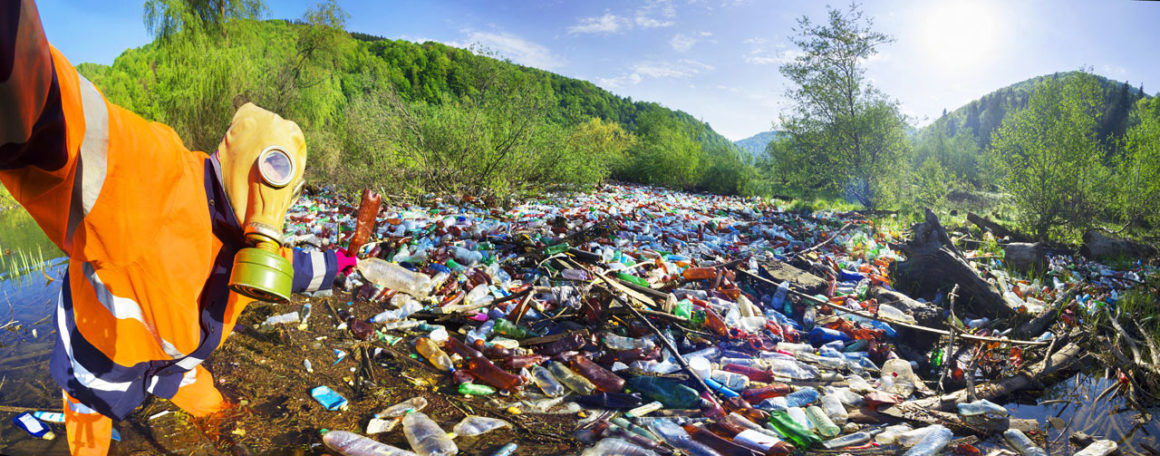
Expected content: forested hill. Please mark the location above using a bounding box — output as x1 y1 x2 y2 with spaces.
74 18 753 195
733 130 782 158
918 71 1150 150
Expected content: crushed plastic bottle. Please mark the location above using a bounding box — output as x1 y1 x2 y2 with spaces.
452 416 511 437
1003 428 1048 456
903 425 953 456
359 258 433 298
402 412 458 456
322 430 418 456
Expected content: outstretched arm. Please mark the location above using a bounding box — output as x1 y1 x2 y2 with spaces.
287 248 358 293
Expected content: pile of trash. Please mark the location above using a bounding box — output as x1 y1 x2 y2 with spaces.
238 184 1152 456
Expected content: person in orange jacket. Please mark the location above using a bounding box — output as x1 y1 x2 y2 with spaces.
1 1 357 454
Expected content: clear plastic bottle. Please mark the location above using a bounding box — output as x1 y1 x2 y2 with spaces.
379 397 429 418
765 359 818 380
647 419 723 456
1074 440 1117 456
322 430 418 456
875 423 913 445
804 406 840 437
402 412 458 456
1003 428 1048 456
530 364 566 397
580 437 659 456
957 399 1008 417
358 258 433 298
819 394 848 425
823 431 871 449
898 424 942 447
876 304 916 324
903 425 952 456
452 416 511 437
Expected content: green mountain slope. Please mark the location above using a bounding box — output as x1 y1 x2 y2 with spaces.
74 18 750 194
733 130 782 158
918 71 1149 150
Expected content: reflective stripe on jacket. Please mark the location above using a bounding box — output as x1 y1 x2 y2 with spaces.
2 0 337 420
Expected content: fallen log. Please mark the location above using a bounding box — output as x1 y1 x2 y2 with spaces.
1003 242 1047 275
967 212 1030 243
891 209 1019 320
898 339 1086 413
759 260 828 296
1081 230 1158 263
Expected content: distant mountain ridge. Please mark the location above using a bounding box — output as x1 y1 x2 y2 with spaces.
917 71 1150 149
734 130 782 157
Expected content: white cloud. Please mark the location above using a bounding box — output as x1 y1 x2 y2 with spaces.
597 59 714 89
568 13 630 34
635 0 676 28
670 33 697 52
743 38 802 65
1099 64 1127 77
453 31 563 70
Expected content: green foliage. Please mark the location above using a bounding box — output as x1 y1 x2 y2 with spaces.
1116 97 1160 228
990 70 1109 241
82 10 751 197
914 157 949 208
774 3 910 209
144 0 266 40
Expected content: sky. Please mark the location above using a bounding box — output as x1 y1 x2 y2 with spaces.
35 0 1160 141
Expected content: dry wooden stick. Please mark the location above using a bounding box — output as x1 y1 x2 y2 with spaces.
610 292 718 400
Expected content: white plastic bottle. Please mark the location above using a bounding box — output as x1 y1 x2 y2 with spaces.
402 412 458 456
322 430 418 456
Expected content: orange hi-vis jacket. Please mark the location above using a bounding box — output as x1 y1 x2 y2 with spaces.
1 0 338 420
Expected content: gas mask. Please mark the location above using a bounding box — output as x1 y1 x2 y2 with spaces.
217 103 307 303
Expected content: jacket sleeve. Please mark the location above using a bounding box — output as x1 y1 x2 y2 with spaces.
289 248 340 293
1 0 195 260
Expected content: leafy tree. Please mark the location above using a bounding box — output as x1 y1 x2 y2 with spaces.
775 3 909 208
990 70 1108 240
1116 97 1160 228
144 0 266 40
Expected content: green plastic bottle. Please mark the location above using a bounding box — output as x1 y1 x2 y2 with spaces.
674 299 693 319
616 272 650 288
458 383 496 396
544 243 571 256
625 376 701 409
768 410 823 449
492 318 532 339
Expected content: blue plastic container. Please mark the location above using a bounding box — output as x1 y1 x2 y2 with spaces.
310 386 348 411
807 326 851 347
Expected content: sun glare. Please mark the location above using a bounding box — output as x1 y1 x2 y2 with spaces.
920 1 1002 74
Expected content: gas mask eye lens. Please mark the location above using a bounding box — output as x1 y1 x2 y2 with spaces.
257 147 295 188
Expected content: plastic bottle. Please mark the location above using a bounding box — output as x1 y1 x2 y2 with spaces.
1073 440 1117 456
770 281 790 311
710 370 749 391
723 364 774 383
401 412 457 456
876 304 916 324
783 388 820 408
492 318 532 339
626 401 664 418
546 361 597 395
458 383 496 396
465 357 522 391
823 431 871 449
819 394 848 425
875 424 913 444
955 398 1008 417
898 424 942 447
626 376 702 409
1002 428 1047 456
603 333 655 350
685 423 761 456
764 358 818 380
262 311 300 327
452 416 511 437
580 437 658 456
766 410 822 449
415 337 455 372
491 443 518 456
880 359 918 397
741 384 792 402
804 406 841 437
573 393 643 410
570 354 626 392
358 258 433 298
530 364 567 396
904 425 953 456
379 397 429 418
347 189 382 256
322 430 417 456
648 419 722 456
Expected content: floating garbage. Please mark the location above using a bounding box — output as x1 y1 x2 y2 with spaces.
263 183 1160 455
311 385 349 411
12 412 54 440
322 429 417 456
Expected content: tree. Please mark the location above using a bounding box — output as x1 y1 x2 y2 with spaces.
1116 97 1160 228
144 0 266 40
775 2 909 208
990 70 1107 240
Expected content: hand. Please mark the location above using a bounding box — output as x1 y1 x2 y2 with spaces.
336 249 358 275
